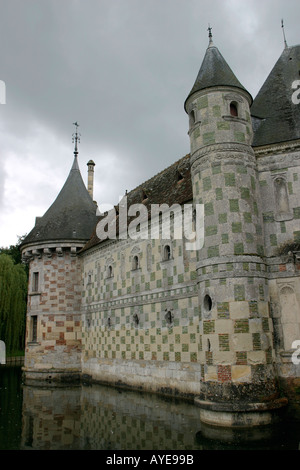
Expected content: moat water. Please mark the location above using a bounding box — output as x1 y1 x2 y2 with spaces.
0 366 300 451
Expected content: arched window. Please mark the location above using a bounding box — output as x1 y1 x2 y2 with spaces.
108 265 113 278
164 245 171 261
132 255 139 270
274 177 291 220
230 102 238 117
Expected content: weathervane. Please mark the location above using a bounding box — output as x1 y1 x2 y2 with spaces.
208 24 213 45
281 19 288 49
72 121 81 157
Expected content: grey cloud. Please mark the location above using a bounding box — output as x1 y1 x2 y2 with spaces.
0 0 299 245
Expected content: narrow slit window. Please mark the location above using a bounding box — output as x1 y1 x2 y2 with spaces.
189 109 196 127
32 272 39 292
31 315 37 342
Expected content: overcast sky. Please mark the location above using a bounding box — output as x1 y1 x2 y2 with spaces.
0 0 299 247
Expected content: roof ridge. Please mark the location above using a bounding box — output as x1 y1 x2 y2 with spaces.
125 153 190 197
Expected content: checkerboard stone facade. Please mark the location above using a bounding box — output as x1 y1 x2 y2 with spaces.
24 247 82 378
81 235 202 397
21 38 300 422
185 86 282 406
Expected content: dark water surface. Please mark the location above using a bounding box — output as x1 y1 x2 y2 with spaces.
0 366 299 451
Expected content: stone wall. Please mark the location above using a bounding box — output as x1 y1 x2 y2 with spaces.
24 246 83 380
81 229 201 397
256 143 300 388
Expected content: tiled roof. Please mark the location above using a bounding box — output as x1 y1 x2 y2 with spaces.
184 42 250 111
81 153 192 252
21 156 98 247
251 44 300 146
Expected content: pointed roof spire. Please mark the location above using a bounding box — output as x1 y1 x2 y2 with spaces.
184 31 251 111
251 43 300 146
20 124 98 247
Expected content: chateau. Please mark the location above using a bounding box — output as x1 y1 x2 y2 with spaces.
21 32 300 427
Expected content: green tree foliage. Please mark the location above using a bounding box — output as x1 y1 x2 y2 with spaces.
0 235 28 273
0 253 28 354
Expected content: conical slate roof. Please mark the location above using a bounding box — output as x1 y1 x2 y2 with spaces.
251 44 300 146
251 45 300 146
21 155 98 246
184 39 250 111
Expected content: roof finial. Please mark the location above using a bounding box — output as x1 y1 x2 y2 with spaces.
72 121 81 157
208 24 213 46
281 19 288 49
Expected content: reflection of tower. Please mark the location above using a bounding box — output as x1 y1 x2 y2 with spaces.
185 30 286 426
20 123 98 383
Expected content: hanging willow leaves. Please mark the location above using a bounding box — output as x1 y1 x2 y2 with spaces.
0 254 27 354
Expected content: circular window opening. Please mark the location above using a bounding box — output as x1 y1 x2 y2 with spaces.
165 310 173 325
203 294 212 312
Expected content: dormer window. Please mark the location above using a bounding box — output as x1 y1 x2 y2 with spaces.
230 102 238 117
177 170 184 182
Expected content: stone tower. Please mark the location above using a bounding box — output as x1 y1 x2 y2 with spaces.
21 125 98 383
185 31 286 426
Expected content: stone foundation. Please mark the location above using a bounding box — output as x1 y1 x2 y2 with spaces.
81 357 200 399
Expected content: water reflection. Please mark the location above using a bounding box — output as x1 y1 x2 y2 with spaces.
21 381 202 450
1 367 300 450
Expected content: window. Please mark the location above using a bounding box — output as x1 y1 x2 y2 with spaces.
203 294 212 312
165 310 173 326
230 102 238 117
274 176 292 221
189 109 196 127
132 255 139 270
32 272 39 292
177 170 183 182
31 315 37 342
164 245 171 261
108 265 113 278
